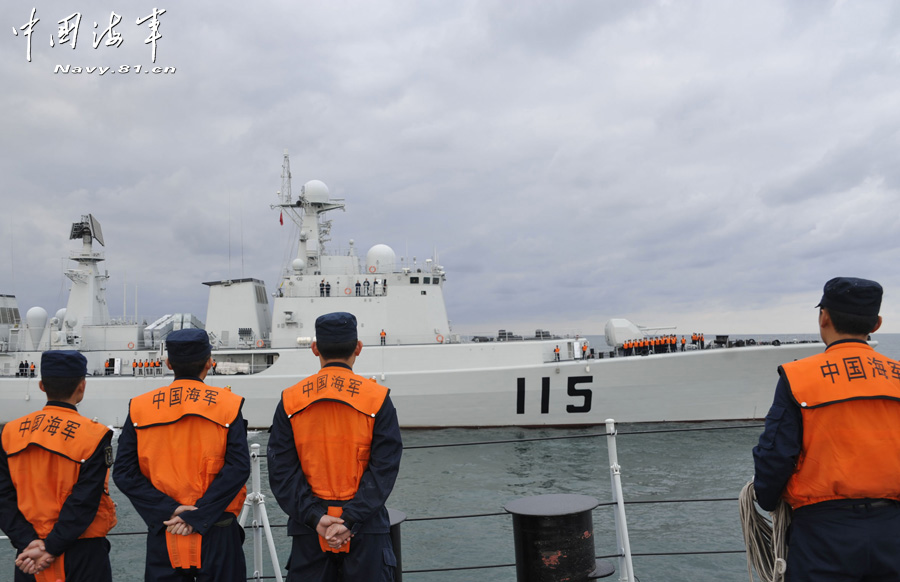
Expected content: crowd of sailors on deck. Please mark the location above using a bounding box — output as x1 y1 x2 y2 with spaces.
619 332 705 356
130 359 165 376
318 278 388 297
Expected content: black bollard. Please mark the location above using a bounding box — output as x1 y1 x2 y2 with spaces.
504 494 614 581
388 508 406 582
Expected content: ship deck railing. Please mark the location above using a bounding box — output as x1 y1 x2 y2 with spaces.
1 422 761 581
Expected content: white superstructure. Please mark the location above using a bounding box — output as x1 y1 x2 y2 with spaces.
0 152 825 428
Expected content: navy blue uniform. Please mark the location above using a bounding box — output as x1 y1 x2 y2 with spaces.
0 401 113 582
753 355 900 581
113 378 251 582
267 389 402 582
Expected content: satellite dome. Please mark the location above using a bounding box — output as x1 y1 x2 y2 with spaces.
26 307 48 347
366 244 396 274
302 180 330 204
292 258 306 272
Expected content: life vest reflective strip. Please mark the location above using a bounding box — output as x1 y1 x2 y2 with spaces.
1 406 117 551
781 342 900 509
130 380 247 568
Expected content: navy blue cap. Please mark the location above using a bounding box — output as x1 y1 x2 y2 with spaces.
315 312 358 344
41 350 87 377
166 328 212 363
816 277 883 316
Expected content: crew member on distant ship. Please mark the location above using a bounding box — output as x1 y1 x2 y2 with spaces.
554 345 560 361
363 279 371 296
700 333 705 349
18 361 25 377
753 277 900 581
380 329 386 346
30 362 35 378
382 279 387 296
0 350 117 582
355 280 361 296
681 336 686 351
267 312 402 582
113 329 250 582
320 280 326 297
325 282 331 297
582 343 588 359
133 360 138 375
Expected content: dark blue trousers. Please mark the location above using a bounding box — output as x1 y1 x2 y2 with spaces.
13 537 111 582
144 520 246 582
788 501 900 581
286 533 396 582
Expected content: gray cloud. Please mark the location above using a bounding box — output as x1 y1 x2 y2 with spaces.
2 0 900 337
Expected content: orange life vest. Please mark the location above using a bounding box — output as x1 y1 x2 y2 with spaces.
129 380 247 568
1 405 117 576
781 341 900 509
283 365 388 552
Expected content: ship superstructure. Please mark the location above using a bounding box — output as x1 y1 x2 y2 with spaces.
0 152 825 428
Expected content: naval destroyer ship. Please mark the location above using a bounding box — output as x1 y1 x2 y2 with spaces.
0 153 823 428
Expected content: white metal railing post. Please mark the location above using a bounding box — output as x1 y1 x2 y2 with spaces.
606 418 635 582
238 443 284 582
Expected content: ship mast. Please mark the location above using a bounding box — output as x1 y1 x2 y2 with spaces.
59 214 110 345
270 150 344 274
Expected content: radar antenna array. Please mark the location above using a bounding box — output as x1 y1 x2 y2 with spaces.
69 214 105 247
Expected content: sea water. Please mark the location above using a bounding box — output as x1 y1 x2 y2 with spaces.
4 333 899 581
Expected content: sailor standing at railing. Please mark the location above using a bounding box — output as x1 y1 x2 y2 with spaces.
753 277 900 581
0 350 117 582
113 329 251 582
267 312 403 582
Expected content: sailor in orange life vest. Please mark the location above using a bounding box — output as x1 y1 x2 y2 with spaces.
267 312 403 582
753 277 900 580
112 329 251 582
0 350 117 582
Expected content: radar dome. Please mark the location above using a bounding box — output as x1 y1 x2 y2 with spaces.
302 180 330 204
366 244 396 274
26 307 48 347
292 258 306 272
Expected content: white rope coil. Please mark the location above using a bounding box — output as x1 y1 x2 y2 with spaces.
739 481 791 582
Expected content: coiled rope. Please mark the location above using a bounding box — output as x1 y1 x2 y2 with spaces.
739 481 791 582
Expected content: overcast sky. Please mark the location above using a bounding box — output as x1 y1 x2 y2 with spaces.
2 1 900 338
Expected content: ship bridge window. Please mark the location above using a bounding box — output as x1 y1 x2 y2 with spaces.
410 277 419 284
423 277 431 284
432 278 440 285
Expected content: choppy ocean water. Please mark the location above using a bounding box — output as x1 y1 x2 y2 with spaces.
4 332 899 581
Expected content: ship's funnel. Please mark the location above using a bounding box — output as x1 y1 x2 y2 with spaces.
26 306 48 348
